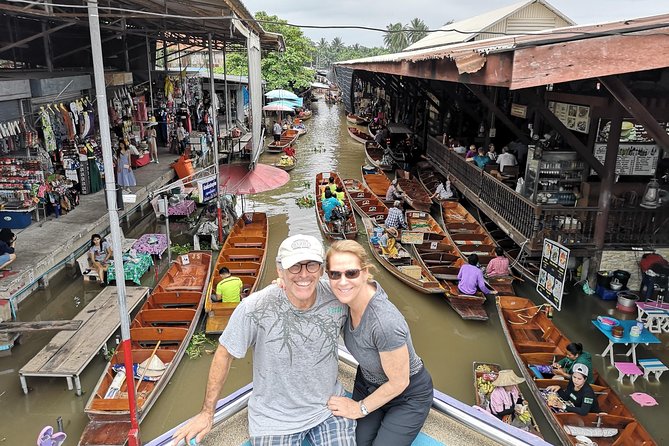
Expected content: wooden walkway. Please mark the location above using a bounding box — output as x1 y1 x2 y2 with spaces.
19 286 149 396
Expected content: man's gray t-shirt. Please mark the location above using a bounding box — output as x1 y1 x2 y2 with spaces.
219 282 347 436
343 282 423 385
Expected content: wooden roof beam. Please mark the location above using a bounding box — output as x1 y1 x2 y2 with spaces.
531 95 605 176
599 75 669 152
0 22 75 55
347 53 513 88
466 85 531 144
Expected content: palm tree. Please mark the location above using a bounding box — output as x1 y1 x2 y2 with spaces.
330 37 345 56
407 18 429 44
316 38 329 67
383 23 408 52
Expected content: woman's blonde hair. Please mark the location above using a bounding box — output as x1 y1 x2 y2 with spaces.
326 240 376 280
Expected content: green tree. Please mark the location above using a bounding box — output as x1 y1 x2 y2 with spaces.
407 18 429 44
383 23 408 52
215 12 314 91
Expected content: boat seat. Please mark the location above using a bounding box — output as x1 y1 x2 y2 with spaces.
148 291 201 308
130 327 188 347
134 308 197 327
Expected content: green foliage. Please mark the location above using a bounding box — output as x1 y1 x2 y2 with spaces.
313 37 388 68
186 332 219 359
382 18 434 52
295 195 315 208
170 243 192 256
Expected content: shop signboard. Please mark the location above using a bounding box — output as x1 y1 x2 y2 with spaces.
196 175 218 204
547 101 590 134
593 118 663 176
400 231 424 245
510 103 527 118
536 238 570 311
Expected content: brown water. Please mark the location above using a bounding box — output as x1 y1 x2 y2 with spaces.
6 101 667 445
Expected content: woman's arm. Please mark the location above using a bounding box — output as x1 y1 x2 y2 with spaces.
328 345 410 419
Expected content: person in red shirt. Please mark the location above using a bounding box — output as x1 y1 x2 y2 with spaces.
486 248 511 278
639 253 669 301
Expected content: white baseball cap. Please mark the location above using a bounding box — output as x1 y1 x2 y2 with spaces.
276 235 324 269
572 363 589 378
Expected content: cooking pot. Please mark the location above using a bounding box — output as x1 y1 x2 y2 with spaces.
617 291 638 308
609 278 623 291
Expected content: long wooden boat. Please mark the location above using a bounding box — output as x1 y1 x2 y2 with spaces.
267 129 299 153
477 209 540 286
473 361 543 438
405 210 486 320
440 201 498 266
346 113 369 125
395 169 433 212
497 295 657 446
291 123 307 136
418 168 457 204
347 126 374 144
298 109 312 121
205 213 268 334
361 216 443 294
315 172 358 240
361 165 394 207
364 141 393 171
79 251 213 446
367 122 383 137
343 178 389 223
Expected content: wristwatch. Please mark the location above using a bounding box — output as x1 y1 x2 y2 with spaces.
359 400 369 417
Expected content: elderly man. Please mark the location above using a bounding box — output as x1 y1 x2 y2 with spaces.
172 234 355 446
385 200 407 231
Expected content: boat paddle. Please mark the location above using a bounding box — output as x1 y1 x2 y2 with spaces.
135 340 161 394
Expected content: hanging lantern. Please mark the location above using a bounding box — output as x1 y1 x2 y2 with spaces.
640 178 660 209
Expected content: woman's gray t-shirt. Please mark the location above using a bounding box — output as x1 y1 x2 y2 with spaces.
220 282 347 436
343 282 423 385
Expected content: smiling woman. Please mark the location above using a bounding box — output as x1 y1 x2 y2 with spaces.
324 240 433 446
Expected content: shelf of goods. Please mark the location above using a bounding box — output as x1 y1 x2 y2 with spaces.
524 148 584 206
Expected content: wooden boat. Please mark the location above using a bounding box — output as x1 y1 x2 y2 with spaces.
361 216 443 294
343 178 388 223
315 172 358 240
395 169 433 212
364 142 393 171
267 129 299 153
79 251 213 446
497 295 657 446
273 155 297 172
291 123 307 136
418 168 456 204
473 361 543 438
367 122 382 137
347 126 374 144
346 113 368 125
298 109 312 121
405 210 486 320
440 201 497 266
205 213 268 334
361 165 394 207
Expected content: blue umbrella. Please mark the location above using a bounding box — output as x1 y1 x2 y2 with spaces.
265 89 299 101
284 97 303 107
266 100 298 109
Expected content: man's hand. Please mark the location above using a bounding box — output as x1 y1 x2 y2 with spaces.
327 395 363 420
170 411 213 446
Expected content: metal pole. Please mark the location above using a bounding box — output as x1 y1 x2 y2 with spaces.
223 43 231 133
146 34 154 118
164 196 172 264
87 2 140 445
208 33 224 243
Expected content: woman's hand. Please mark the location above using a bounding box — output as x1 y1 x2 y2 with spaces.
327 396 364 420
546 385 560 393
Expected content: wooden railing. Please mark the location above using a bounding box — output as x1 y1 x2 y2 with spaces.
426 136 669 252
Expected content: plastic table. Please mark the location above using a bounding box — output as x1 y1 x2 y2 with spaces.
132 233 168 258
106 252 153 285
592 319 660 365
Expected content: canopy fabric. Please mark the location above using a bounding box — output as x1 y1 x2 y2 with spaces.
266 100 298 109
262 103 294 111
311 82 330 89
284 97 304 107
219 163 290 195
265 89 299 100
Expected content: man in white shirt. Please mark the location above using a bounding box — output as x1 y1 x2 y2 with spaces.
496 146 518 175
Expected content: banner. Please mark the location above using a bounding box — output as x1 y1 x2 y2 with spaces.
536 239 570 311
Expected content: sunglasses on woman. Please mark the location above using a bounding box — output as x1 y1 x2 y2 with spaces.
326 269 362 280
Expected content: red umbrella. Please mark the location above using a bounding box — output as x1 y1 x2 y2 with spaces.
218 163 290 195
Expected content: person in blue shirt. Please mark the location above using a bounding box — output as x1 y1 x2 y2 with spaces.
470 148 491 169
0 228 16 276
322 188 341 222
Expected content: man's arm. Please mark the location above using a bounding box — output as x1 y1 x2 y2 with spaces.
171 344 235 445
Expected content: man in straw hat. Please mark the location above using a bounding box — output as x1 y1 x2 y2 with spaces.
546 363 599 415
488 370 526 423
171 234 355 446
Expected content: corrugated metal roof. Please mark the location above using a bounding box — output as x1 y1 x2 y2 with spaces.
337 13 669 67
404 0 574 51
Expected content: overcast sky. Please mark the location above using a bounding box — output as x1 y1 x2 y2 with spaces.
242 0 669 47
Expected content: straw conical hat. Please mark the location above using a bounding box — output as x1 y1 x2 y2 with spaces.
492 369 525 387
138 356 167 378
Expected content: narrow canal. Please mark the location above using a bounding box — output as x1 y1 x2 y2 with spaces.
2 100 666 445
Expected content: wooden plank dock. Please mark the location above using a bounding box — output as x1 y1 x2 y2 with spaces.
19 286 150 396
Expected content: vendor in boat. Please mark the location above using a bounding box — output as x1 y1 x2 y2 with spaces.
385 200 407 231
485 248 511 278
385 179 404 202
322 188 341 222
552 342 594 384
379 227 399 258
214 267 243 303
430 177 454 201
272 120 282 142
488 370 528 427
457 254 497 296
546 364 599 415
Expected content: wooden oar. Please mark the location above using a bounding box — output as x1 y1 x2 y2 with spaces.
135 340 161 394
